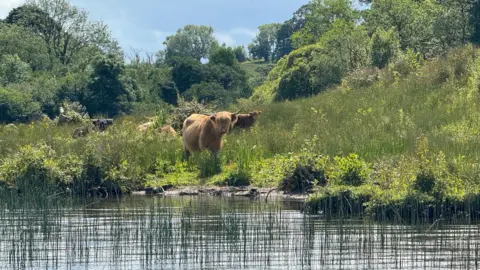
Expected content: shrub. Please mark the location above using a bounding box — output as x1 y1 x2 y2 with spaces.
0 144 81 195
0 87 41 122
56 101 90 125
167 99 209 131
330 153 371 186
342 67 380 89
0 54 31 86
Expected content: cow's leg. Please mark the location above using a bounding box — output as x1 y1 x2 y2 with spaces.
183 147 191 161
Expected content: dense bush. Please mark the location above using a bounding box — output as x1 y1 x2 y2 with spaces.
0 87 41 122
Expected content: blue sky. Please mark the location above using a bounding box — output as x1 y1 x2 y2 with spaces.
71 0 312 56
1 0 367 57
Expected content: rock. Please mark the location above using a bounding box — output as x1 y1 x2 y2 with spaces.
233 188 259 198
162 184 174 191
145 187 164 195
179 189 199 196
57 114 72 125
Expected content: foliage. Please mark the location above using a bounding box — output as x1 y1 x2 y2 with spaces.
275 3 311 60
233 46 247 62
164 25 218 61
371 27 400 69
183 82 231 106
257 20 371 101
169 56 207 93
209 46 237 67
85 53 137 116
0 23 50 71
291 0 359 48
363 0 442 58
159 81 178 106
23 0 120 66
56 101 90 125
0 54 31 86
248 23 281 62
329 153 371 186
167 99 208 131
0 87 41 122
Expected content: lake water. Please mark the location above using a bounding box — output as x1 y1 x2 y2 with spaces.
0 195 479 270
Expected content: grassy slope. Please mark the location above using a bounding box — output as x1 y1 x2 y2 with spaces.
231 47 480 161
240 60 270 76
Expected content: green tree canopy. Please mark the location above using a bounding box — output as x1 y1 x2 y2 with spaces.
15 0 121 66
164 25 218 61
85 54 136 116
248 23 281 62
291 0 358 48
209 46 237 67
0 54 31 86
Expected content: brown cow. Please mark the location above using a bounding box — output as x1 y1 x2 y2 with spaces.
157 125 177 137
182 111 238 158
137 121 155 132
234 111 262 129
136 116 159 132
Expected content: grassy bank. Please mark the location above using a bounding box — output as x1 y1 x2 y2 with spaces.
2 46 480 221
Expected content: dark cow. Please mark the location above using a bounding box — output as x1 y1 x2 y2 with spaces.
72 118 113 139
234 111 262 129
92 118 114 131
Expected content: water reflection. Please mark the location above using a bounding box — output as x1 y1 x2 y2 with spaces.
0 195 479 269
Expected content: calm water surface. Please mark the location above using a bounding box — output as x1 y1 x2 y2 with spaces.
0 195 479 270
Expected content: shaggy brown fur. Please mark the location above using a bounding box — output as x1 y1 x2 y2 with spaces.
157 125 177 137
72 124 93 139
234 111 262 129
137 121 155 132
182 111 238 158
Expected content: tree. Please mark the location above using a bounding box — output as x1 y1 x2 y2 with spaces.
169 56 207 94
371 27 400 69
159 81 178 106
0 87 41 122
233 46 247 62
85 54 136 116
209 46 237 66
291 0 358 48
364 0 441 58
164 25 218 61
0 54 31 86
183 81 229 104
207 64 251 98
5 5 60 38
248 23 281 62
275 3 312 60
18 0 120 66
0 24 50 71
471 0 480 44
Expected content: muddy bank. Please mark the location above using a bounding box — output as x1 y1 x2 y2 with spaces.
131 186 309 201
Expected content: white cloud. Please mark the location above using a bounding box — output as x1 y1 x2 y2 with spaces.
214 32 235 46
0 0 26 18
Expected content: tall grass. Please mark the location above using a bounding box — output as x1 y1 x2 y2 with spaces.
0 195 479 269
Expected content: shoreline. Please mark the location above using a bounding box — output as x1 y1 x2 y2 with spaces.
131 186 309 201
